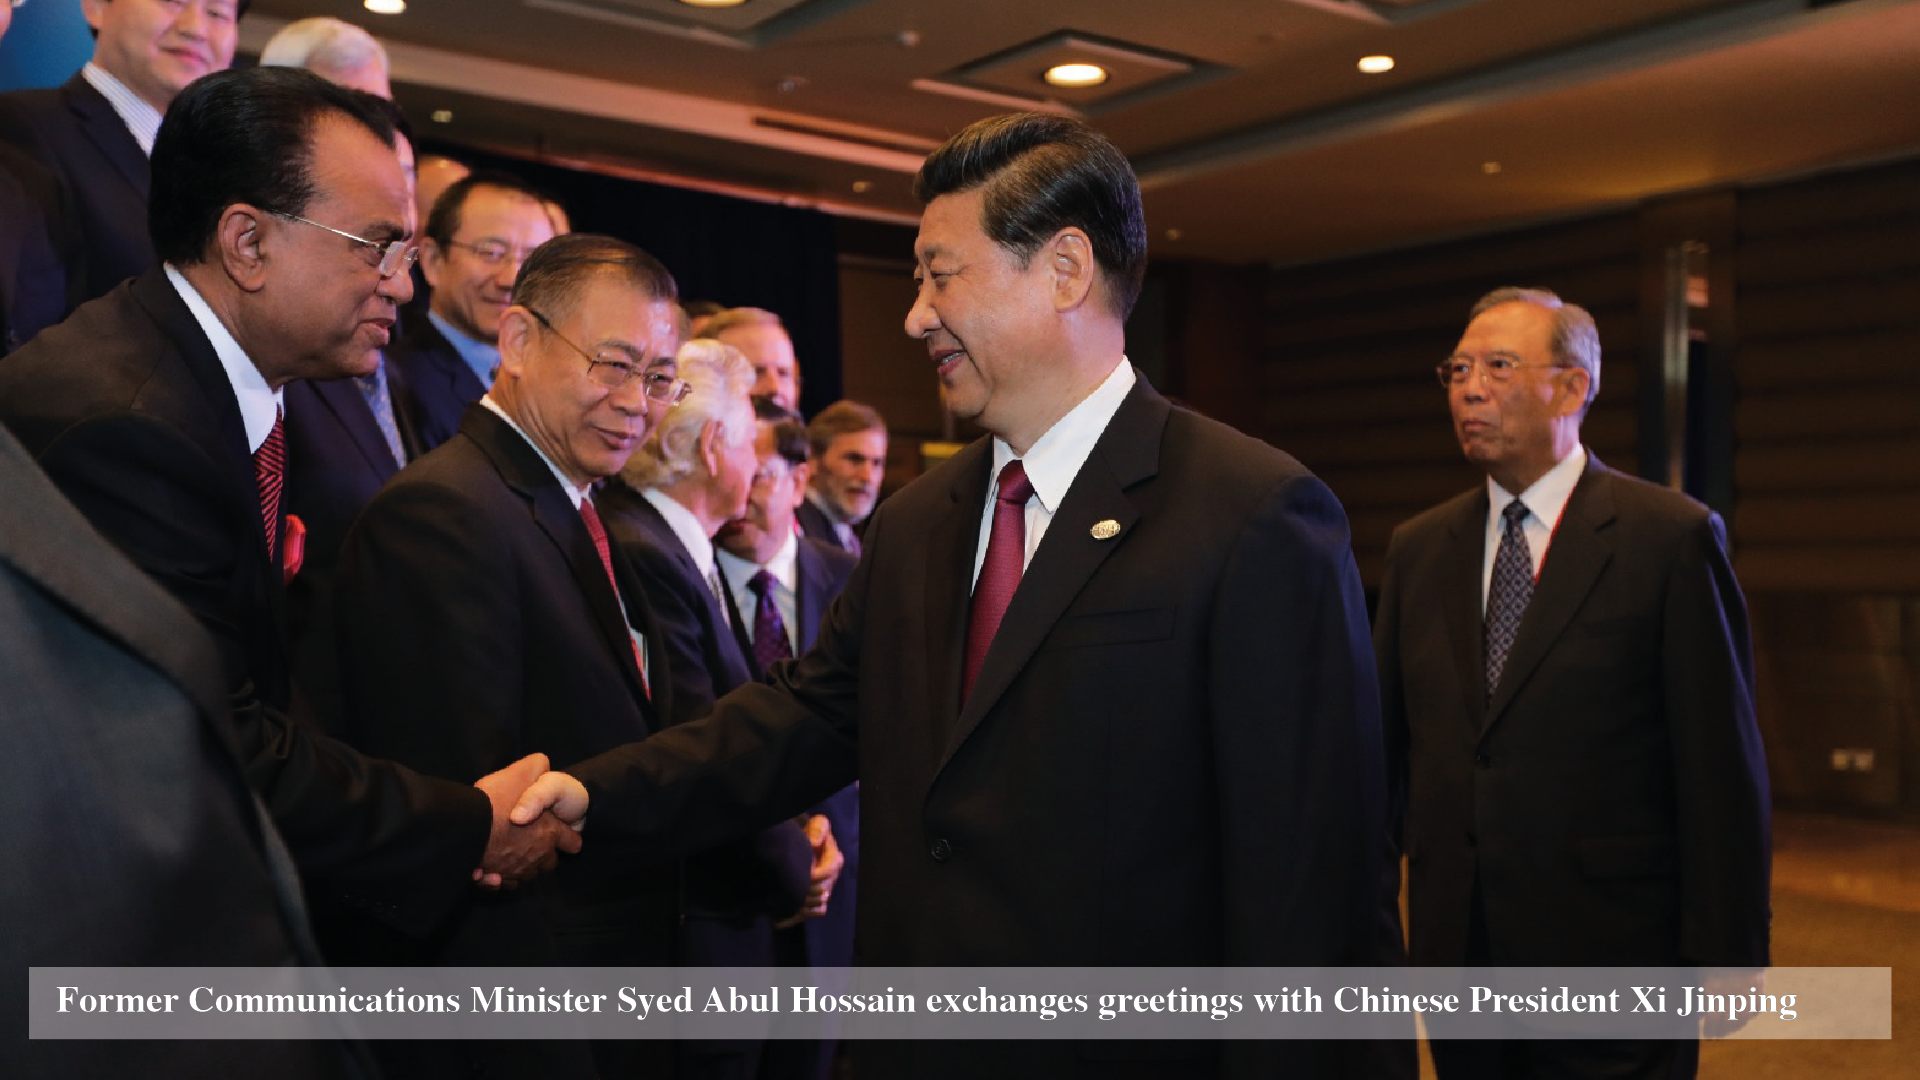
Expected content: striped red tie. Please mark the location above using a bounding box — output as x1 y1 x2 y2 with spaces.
253 408 285 558
580 497 651 699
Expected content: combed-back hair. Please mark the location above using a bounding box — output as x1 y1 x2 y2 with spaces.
512 233 678 328
1469 286 1602 408
424 170 552 248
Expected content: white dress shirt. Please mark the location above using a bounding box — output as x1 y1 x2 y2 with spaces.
1481 443 1588 612
165 265 280 450
716 531 799 656
82 62 163 156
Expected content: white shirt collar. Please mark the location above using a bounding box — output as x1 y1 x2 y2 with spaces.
989 360 1136 512
1489 443 1588 531
639 486 717 580
82 62 163 156
478 395 592 508
164 265 280 451
716 528 796 592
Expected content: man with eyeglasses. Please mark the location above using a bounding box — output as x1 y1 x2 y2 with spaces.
0 64 583 975
1375 287 1771 1078
389 169 560 451
0 0 246 321
334 232 688 1080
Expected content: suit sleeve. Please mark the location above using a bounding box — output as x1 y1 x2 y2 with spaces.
1374 527 1410 856
1208 473 1404 967
1666 511 1771 968
34 412 490 934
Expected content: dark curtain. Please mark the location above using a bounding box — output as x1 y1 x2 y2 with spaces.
428 142 843 416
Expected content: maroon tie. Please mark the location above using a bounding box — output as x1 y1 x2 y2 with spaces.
579 497 650 699
253 408 285 558
962 459 1033 704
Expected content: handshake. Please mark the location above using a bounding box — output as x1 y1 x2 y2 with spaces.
466 756 844 922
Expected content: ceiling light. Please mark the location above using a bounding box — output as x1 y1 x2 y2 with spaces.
1044 63 1108 88
678 0 748 7
1357 55 1395 74
363 0 406 14
1482 161 1502 175
851 180 873 194
430 109 453 124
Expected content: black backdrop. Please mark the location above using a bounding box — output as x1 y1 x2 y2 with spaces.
428 142 845 417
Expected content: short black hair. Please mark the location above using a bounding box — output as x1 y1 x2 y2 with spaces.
513 233 678 326
149 67 394 267
752 398 809 467
425 169 552 248
914 112 1147 317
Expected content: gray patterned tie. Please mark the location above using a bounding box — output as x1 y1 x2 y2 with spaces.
1484 499 1533 700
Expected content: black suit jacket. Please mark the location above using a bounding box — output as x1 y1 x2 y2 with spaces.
0 74 153 313
0 268 490 933
336 404 680 968
595 480 813 939
0 142 73 353
1376 456 1771 969
0 424 369 1080
285 372 419 737
386 314 487 453
795 496 853 552
567 374 1406 1078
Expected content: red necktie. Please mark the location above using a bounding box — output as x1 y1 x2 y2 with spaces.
579 497 650 699
253 408 285 559
962 459 1033 704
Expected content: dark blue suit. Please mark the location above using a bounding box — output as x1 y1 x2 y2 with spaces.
386 314 487 453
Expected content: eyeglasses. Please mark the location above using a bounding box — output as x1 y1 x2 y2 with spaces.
526 308 692 401
446 238 536 267
1435 355 1567 388
273 212 417 277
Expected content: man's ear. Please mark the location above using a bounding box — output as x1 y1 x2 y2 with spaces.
217 205 270 293
1554 367 1593 418
420 238 447 289
696 419 724 477
1046 227 1096 312
790 461 811 498
495 306 535 381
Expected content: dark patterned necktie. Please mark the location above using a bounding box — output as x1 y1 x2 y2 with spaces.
963 459 1033 704
1484 499 1534 700
747 569 794 669
580 497 650 699
253 407 285 559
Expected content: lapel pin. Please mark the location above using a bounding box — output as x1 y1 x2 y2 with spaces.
1090 519 1121 540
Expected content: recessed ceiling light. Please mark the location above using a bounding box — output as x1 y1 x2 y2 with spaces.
678 0 748 7
364 0 406 14
1164 228 1183 242
851 180 873 194
1044 63 1109 88
1482 161 1502 175
1357 55 1395 74
430 109 453 124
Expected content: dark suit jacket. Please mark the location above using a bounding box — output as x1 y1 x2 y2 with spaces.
1375 456 1771 969
719 536 861 970
386 314 487 453
334 404 681 1077
284 371 419 737
795 495 852 552
567 375 1405 1078
0 269 491 934
0 424 367 1080
595 481 812 940
0 74 153 313
0 142 73 353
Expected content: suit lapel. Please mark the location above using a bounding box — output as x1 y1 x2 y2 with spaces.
64 76 149 199
714 560 760 679
309 377 401 476
940 381 1166 768
1485 460 1617 727
924 440 991 753
795 539 834 652
1442 490 1491 731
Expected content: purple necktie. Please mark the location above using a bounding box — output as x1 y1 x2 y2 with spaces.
747 569 795 670
962 460 1033 704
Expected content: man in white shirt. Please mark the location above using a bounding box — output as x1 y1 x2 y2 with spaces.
0 0 244 313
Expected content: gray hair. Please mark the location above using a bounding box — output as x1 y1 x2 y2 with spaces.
259 18 389 88
622 340 754 489
1469 286 1601 408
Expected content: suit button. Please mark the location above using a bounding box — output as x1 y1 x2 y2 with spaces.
1474 753 1492 768
929 838 953 862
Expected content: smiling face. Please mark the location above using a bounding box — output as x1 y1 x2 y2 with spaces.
1448 300 1589 494
423 185 555 345
905 187 1060 446
496 277 675 488
84 0 239 113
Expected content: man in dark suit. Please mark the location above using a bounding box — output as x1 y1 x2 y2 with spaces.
0 68 575 933
334 233 688 1080
797 399 887 554
0 423 367 1080
1374 287 1772 1078
715 402 860 1080
0 1 74 353
597 341 824 1080
387 170 558 450
0 0 245 316
515 112 1406 1080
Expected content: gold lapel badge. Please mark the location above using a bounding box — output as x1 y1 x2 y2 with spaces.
1090 519 1121 540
